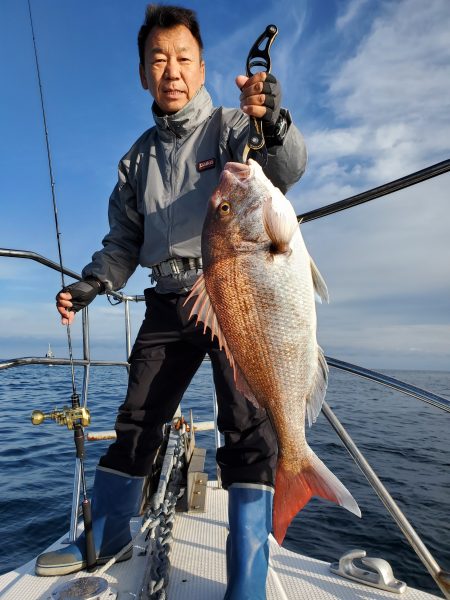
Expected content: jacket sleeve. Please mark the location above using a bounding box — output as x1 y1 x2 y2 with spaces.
82 159 144 291
227 109 307 194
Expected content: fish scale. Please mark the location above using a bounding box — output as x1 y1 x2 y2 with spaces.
187 159 361 544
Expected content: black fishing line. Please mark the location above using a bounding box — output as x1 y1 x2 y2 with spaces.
27 0 78 394
27 0 96 570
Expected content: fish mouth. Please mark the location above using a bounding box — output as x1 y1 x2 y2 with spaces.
222 161 253 183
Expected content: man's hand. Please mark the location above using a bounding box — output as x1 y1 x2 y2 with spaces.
55 278 103 325
56 290 76 325
235 72 281 126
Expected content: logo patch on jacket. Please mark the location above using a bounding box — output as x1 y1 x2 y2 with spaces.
197 158 216 172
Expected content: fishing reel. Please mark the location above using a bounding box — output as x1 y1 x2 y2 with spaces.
31 406 91 430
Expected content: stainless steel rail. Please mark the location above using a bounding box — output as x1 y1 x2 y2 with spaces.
0 357 129 370
0 247 143 537
327 356 450 413
322 400 450 598
2 244 449 593
0 248 145 303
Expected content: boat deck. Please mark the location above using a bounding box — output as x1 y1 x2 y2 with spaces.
0 482 440 599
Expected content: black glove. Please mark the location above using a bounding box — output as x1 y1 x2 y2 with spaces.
261 73 281 127
59 277 104 313
260 75 290 147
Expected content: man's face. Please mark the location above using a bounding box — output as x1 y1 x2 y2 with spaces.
139 24 205 114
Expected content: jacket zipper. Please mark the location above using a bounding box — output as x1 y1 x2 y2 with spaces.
167 123 180 257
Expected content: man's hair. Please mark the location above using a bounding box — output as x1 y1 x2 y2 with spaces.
138 4 204 66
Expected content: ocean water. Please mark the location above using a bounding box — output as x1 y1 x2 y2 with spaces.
0 363 449 596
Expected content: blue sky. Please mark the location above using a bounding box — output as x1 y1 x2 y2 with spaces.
1 0 449 370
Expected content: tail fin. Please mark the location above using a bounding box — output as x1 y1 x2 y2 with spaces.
273 453 361 545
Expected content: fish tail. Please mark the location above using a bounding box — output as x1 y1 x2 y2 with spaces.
273 453 361 545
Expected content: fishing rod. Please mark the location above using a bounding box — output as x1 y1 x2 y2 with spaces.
27 0 96 571
298 158 450 223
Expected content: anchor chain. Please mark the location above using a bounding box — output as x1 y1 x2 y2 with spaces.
94 427 187 597
139 431 186 600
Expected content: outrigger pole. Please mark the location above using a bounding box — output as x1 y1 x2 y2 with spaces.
27 0 96 571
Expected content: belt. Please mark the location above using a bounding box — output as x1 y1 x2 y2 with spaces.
151 257 203 279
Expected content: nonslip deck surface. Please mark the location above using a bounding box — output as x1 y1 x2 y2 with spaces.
167 483 440 600
0 481 440 599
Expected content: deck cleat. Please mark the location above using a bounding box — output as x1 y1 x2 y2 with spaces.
330 548 407 593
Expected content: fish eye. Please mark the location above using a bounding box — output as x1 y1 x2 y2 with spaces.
219 201 231 214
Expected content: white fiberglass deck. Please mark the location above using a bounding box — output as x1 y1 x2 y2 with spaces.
0 481 440 600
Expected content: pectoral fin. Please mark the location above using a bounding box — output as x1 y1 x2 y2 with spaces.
263 189 299 253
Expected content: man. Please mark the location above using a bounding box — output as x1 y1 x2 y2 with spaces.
36 5 307 598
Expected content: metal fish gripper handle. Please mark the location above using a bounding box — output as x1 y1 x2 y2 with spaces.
244 24 278 166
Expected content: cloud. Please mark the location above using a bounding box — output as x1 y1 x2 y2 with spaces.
2 0 448 372
330 0 450 120
301 174 450 298
326 0 450 177
0 299 146 359
336 0 369 30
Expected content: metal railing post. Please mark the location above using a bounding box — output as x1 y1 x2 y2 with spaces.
322 400 450 598
124 299 132 360
211 368 222 487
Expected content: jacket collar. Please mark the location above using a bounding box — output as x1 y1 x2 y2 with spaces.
152 86 213 138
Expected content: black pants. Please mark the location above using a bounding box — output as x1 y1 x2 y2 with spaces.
100 288 277 488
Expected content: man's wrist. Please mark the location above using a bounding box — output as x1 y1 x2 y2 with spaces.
84 276 105 295
263 109 291 147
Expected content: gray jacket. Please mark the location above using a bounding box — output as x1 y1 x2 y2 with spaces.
82 86 307 293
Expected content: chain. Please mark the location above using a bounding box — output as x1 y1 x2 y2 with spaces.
139 431 186 600
95 428 186 598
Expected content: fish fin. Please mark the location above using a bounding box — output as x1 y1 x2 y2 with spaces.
234 364 260 408
262 189 298 253
184 275 231 354
310 256 329 304
273 453 361 545
306 346 329 427
186 276 260 407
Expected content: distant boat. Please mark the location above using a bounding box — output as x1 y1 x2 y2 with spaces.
45 344 54 360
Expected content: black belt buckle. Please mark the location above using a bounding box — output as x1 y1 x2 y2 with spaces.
169 258 181 276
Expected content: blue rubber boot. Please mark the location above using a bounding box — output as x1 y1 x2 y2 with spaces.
35 466 145 576
224 483 274 600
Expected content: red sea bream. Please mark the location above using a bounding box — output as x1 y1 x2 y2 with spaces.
186 160 360 543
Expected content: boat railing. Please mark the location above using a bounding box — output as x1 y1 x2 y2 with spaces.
1 158 450 597
1 248 449 596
